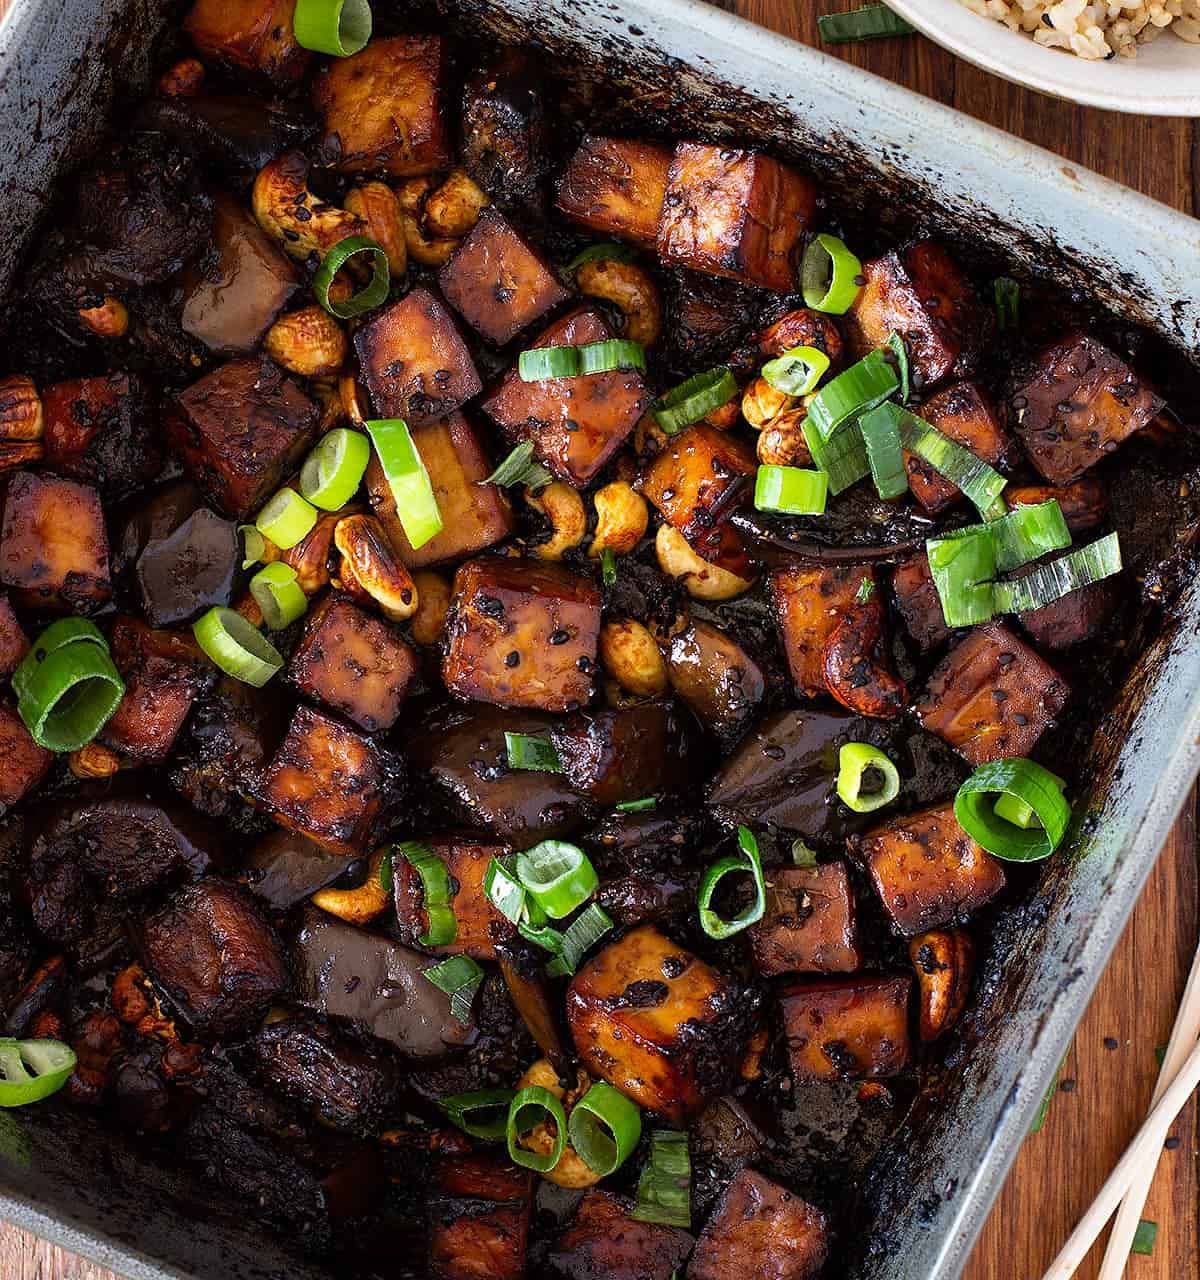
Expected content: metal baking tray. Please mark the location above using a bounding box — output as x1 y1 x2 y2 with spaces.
1 1 1199 1277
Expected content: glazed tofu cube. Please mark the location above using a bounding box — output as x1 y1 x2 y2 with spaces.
481 307 650 487
915 621 1069 764
656 143 816 292
852 802 1006 935
1006 333 1164 484
442 557 601 713
313 35 451 176
778 974 912 1081
428 1154 534 1280
41 372 162 498
687 1169 828 1280
551 1189 693 1280
639 422 757 542
354 289 482 430
366 413 512 569
846 240 984 385
1006 477 1107 536
769 563 876 699
891 554 951 653
566 924 760 1123
184 0 311 87
0 595 28 677
166 357 320 519
255 706 384 854
394 839 515 960
556 135 673 249
439 210 571 346
749 863 861 977
0 470 111 611
0 700 53 809
289 597 418 733
667 621 765 749
906 382 1014 514
100 617 209 762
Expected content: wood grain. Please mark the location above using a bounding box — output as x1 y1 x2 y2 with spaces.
1 3 1197 1279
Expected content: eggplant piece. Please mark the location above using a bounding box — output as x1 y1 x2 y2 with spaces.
769 562 877 700
667 621 765 749
140 880 287 1038
461 50 551 209
584 808 699 926
566 923 761 1124
41 371 162 498
778 974 912 1082
1006 477 1107 535
313 34 451 175
136 504 239 628
687 1168 828 1280
639 422 757 543
2 952 66 1038
1015 570 1120 650
0 700 52 810
0 594 28 678
183 0 312 87
663 268 760 372
550 1189 694 1280
136 93 313 174
428 1153 535 1280
749 862 861 977
395 839 516 960
243 828 355 910
556 135 672 249
891 554 951 654
495 939 570 1073
294 908 474 1057
407 703 594 850
181 192 301 355
0 832 32 1007
906 381 1015 514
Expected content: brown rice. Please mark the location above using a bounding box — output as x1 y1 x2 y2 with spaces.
957 0 1200 57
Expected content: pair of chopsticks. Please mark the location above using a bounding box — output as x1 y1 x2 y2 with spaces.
1041 940 1200 1279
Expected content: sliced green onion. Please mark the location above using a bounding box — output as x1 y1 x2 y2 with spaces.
568 1082 642 1176
989 500 1071 573
17 641 124 753
192 607 283 688
481 440 553 491
293 0 372 56
516 841 598 919
518 340 646 382
697 825 767 940
255 487 318 551
818 4 916 42
239 524 268 571
993 533 1122 615
653 367 738 435
926 527 997 629
856 576 874 602
791 839 819 867
754 465 828 516
801 416 869 495
484 858 526 925
12 618 107 705
565 242 640 272
379 848 394 893
518 920 566 956
1132 1220 1159 1258
364 418 443 551
0 1039 77 1108
440 1088 516 1141
600 548 618 587
249 563 307 631
859 402 908 500
954 758 1072 862
313 235 389 319
806 349 899 443
504 732 563 773
994 768 1065 829
887 332 911 404
397 841 457 947
893 405 1008 520
507 1085 567 1173
994 277 1020 332
836 742 900 813
801 233 864 314
762 346 830 397
300 428 371 511
580 339 647 375
616 797 657 813
545 905 614 978
422 955 484 1024
630 1130 691 1228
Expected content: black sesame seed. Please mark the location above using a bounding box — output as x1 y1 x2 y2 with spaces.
1059 1078 1076 1093
549 629 569 645
1103 1036 1119 1050
505 651 520 668
1165 1136 1181 1150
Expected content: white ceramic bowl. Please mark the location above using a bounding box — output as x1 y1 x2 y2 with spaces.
887 0 1200 115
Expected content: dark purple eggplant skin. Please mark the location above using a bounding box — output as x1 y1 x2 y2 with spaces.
242 828 355 911
135 93 314 175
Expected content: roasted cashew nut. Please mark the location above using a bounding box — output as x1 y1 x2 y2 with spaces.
0 375 43 442
283 509 351 596
514 1058 601 1189
410 570 452 646
78 296 129 338
590 481 648 558
757 408 813 467
575 258 663 348
655 524 753 601
910 929 975 1043
264 306 349 378
334 513 419 621
158 58 205 98
311 847 391 926
344 182 408 277
68 742 121 780
599 619 668 698
526 481 586 561
402 214 460 267
422 168 490 239
253 150 366 263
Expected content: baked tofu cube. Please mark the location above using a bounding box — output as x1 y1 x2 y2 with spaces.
556 135 673 249
667 621 765 750
100 618 209 762
313 35 451 176
749 862 861 977
846 240 984 386
0 595 28 677
852 802 1006 935
289 597 418 733
566 924 759 1124
656 143 816 292
687 1169 828 1280
481 307 650 487
639 422 756 542
443 558 601 713
0 470 111 612
0 700 53 809
439 210 571 346
41 372 162 498
778 974 912 1081
355 289 482 430
1007 333 1164 485
184 0 311 87
770 563 876 699
394 839 515 959
256 706 384 854
906 382 1014 514
166 357 320 520
891 554 952 653
551 1189 693 1280
1006 477 1107 536
915 621 1069 764
366 413 512 569
428 1154 534 1280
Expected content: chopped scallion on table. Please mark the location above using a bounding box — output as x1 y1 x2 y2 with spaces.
818 5 916 44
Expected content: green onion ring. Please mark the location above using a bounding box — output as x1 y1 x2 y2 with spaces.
697 825 767 940
926 526 998 629
630 1129 691 1228
249 563 308 631
239 524 269 571
480 440 553 491
859 400 908 500
483 858 527 925
653 367 738 434
516 841 598 920
518 340 646 382
762 346 830 397
300 427 371 511
255 487 319 551
507 1085 568 1173
293 0 372 55
993 533 1122 615
600 547 617 586
754 465 828 516
954 758 1072 862
568 1081 642 1176
886 332 911 404
192 607 284 688
439 1087 517 1141
836 742 900 814
12 618 107 705
17 642 125 753
544 904 613 978
398 841 457 947
364 418 443 551
801 233 864 314
0 1039 77 1108
313 235 390 319
801 416 870 495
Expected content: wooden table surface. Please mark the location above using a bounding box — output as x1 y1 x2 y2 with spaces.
3 2 1199 1278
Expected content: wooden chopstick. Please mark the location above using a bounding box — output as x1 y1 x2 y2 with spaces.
1041 1032 1200 1280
